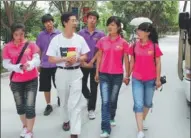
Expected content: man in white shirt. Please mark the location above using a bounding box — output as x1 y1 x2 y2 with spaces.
46 12 90 138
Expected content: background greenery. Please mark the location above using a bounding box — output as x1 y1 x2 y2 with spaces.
0 1 179 72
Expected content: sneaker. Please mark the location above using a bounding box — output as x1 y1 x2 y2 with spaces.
88 110 96 120
57 97 60 107
62 121 70 131
44 105 53 116
24 132 33 138
143 120 148 130
20 127 27 138
110 120 116 127
70 134 78 138
137 131 145 138
100 131 110 138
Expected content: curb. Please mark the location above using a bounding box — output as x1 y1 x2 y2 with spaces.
1 72 10 78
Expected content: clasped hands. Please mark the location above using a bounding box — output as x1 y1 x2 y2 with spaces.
81 61 94 68
64 56 78 66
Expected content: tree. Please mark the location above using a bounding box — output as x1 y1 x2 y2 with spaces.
49 1 97 22
96 1 113 33
1 1 44 42
110 1 179 36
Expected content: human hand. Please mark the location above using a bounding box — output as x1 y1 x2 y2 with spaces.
94 73 99 83
123 77 130 85
81 62 93 68
65 56 77 66
22 63 30 70
155 79 162 89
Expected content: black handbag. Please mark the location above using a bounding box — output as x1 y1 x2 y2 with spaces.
160 76 166 85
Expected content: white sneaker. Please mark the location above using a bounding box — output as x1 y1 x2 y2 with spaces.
110 120 116 127
137 131 145 138
143 120 148 130
20 127 27 138
88 110 96 120
100 131 110 138
24 132 33 138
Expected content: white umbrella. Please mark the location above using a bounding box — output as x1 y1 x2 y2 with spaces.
130 17 153 26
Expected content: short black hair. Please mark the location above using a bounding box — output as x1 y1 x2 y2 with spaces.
61 12 76 27
11 22 26 40
41 14 54 24
11 22 26 33
106 16 121 27
107 16 123 35
87 11 99 20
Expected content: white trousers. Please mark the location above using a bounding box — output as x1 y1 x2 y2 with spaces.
55 68 86 135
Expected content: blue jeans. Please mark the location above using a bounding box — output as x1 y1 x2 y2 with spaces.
99 73 123 134
132 77 155 113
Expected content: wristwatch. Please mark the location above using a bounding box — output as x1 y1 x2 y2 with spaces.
19 64 23 69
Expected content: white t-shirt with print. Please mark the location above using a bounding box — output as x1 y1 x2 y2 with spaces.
46 33 90 67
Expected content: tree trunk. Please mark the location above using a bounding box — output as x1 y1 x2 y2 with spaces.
1 1 38 42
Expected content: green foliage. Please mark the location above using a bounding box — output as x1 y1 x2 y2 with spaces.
1 2 45 43
52 13 63 31
49 1 97 21
96 2 113 34
110 1 179 36
1 1 45 72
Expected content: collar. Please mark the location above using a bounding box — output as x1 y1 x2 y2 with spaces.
106 35 121 42
11 40 26 48
84 27 99 34
137 40 152 48
44 28 58 34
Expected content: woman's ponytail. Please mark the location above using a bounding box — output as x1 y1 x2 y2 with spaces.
118 28 124 38
148 26 158 44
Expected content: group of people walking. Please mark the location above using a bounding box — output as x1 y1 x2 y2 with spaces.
2 10 163 138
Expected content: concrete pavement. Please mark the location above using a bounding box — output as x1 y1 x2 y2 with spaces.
1 35 190 138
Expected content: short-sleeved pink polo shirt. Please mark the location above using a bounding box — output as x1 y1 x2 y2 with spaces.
2 41 39 82
128 40 163 81
96 35 129 74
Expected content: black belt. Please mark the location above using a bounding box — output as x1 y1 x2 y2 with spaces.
58 66 80 70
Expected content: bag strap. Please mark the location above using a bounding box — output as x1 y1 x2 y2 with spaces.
133 42 157 66
10 41 29 81
133 42 136 61
153 43 156 66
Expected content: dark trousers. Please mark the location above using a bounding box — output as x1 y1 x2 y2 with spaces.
39 67 57 92
81 67 98 111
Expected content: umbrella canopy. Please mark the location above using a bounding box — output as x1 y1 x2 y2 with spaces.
130 17 153 26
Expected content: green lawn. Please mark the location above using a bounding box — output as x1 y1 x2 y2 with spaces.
1 66 8 73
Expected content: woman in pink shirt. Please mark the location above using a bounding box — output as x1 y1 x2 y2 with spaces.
2 23 40 138
95 16 130 137
128 22 163 138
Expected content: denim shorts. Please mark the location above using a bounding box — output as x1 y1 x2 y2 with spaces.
132 77 155 113
10 78 38 119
